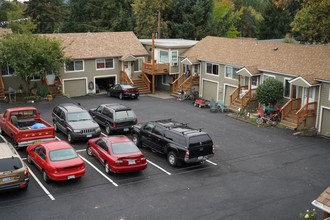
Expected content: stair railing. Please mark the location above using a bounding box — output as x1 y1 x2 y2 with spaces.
172 74 186 94
120 71 134 84
229 87 239 105
281 98 301 121
141 72 150 91
296 101 317 125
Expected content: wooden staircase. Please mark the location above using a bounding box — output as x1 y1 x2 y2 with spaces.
47 84 62 97
132 78 150 94
171 75 199 97
280 110 298 129
229 98 242 113
0 74 5 101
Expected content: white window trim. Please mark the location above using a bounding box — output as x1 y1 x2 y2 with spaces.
134 57 145 72
205 63 220 77
262 74 276 82
170 50 178 66
64 60 85 73
159 49 169 64
1 64 14 77
328 88 330 101
224 66 239 81
283 77 291 98
95 58 115 71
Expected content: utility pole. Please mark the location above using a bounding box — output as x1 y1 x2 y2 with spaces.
158 11 161 39
152 33 155 94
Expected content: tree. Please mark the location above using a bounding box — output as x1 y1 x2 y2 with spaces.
24 0 68 33
132 0 172 38
236 6 263 38
256 78 284 106
0 33 67 94
257 0 291 39
63 0 134 33
209 0 240 38
291 0 330 43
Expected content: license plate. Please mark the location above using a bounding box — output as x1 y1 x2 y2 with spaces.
198 156 204 160
128 160 136 165
132 94 135 96
123 128 129 132
67 175 75 180
2 177 11 182
86 134 92 138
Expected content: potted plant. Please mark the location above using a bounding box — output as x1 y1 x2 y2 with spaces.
46 92 53 101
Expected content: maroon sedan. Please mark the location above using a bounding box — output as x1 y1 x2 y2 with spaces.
27 141 86 183
86 135 147 174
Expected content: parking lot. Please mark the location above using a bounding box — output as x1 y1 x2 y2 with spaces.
0 94 329 220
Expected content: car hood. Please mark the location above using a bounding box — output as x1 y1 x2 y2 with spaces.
68 120 99 130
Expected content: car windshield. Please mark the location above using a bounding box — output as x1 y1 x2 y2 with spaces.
49 148 78 161
115 110 136 120
111 141 140 154
67 111 92 122
0 157 23 172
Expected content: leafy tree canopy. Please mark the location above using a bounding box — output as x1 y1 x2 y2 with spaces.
0 33 67 94
256 78 284 106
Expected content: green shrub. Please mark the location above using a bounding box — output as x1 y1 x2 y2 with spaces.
37 85 50 98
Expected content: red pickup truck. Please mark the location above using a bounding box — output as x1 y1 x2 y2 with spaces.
0 107 56 148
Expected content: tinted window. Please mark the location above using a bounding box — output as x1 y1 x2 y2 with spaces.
164 131 186 146
111 142 140 154
49 148 78 161
121 85 134 89
103 108 113 119
67 111 92 122
115 110 136 120
0 157 23 172
153 126 164 136
189 134 212 145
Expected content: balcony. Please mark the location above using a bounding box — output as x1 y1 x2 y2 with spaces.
142 62 169 75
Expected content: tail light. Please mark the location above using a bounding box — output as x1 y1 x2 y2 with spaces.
141 157 146 161
24 167 29 177
184 151 189 161
113 122 116 128
123 90 129 93
115 160 123 164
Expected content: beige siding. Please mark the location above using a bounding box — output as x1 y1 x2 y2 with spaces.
320 108 330 137
224 85 236 106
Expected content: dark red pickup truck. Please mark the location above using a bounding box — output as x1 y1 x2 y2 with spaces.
0 107 56 148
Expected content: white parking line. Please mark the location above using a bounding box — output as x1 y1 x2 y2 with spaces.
55 136 61 140
27 167 55 201
206 160 217 166
79 155 118 187
147 159 172 175
75 149 86 152
101 132 107 136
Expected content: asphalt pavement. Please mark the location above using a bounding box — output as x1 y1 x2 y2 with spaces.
0 94 329 220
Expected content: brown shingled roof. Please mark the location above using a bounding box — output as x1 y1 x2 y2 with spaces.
42 32 148 60
182 36 330 84
316 186 330 208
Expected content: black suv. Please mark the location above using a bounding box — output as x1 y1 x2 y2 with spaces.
89 103 137 135
52 103 101 143
131 119 214 167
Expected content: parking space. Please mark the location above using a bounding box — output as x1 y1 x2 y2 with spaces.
1 94 329 220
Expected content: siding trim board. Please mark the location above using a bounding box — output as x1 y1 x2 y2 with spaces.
289 76 312 87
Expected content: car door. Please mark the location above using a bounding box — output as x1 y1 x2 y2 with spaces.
92 106 105 126
56 109 66 133
97 140 110 165
149 125 165 153
33 146 47 171
92 139 103 162
113 85 121 97
140 123 155 148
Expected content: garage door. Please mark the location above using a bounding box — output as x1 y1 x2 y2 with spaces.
64 79 87 97
320 108 330 137
202 80 217 101
224 85 236 106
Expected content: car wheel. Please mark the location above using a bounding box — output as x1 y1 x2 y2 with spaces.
105 124 112 135
27 155 32 164
132 134 140 147
107 91 111 97
86 146 93 157
104 161 111 174
53 122 58 132
167 151 180 167
67 132 73 143
119 93 123 100
43 170 50 183
256 117 263 125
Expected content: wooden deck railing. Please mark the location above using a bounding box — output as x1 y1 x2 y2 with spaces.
171 74 186 94
0 74 5 91
281 98 301 120
229 87 240 104
241 88 257 108
120 71 134 84
141 72 150 91
142 62 170 75
296 102 317 125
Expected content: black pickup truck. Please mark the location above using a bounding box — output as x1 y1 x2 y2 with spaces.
131 119 214 167
89 103 137 135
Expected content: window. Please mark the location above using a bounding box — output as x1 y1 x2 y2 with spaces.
263 74 275 82
159 50 169 63
1 64 14 76
206 63 219 76
171 51 178 66
65 60 84 72
134 57 144 72
96 58 114 69
30 74 41 81
284 79 291 98
225 66 239 80
251 76 258 87
193 64 200 75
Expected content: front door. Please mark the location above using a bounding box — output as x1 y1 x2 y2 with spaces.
302 87 315 106
46 71 55 85
125 62 131 77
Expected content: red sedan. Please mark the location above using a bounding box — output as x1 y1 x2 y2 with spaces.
26 141 86 183
86 135 147 174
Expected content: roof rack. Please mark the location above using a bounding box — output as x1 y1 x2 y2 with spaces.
180 128 203 134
